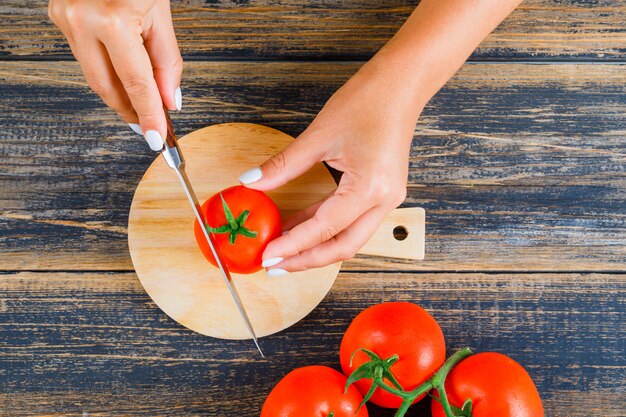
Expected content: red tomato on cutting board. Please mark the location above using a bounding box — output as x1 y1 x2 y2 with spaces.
340 302 446 408
431 352 544 417
261 365 368 417
194 185 281 274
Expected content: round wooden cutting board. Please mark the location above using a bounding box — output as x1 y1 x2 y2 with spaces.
128 123 341 339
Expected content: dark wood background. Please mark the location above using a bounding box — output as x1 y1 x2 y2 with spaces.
1 1 624 416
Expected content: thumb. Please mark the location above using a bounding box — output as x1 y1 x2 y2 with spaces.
239 133 324 191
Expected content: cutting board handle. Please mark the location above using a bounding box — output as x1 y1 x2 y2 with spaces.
358 207 425 260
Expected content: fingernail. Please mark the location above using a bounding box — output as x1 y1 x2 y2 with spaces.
129 123 143 135
174 86 182 111
267 268 289 277
262 257 283 268
239 167 262 184
145 130 164 151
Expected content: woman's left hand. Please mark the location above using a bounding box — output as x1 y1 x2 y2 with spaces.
238 59 424 275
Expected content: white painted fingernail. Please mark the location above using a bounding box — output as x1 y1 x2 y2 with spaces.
262 257 283 268
174 86 182 111
129 123 143 135
267 268 289 277
145 130 164 151
239 167 262 184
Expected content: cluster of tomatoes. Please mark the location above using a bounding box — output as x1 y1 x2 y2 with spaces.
261 302 544 417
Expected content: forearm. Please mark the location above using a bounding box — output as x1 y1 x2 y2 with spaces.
361 0 522 117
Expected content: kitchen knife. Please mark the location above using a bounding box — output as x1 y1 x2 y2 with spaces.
149 109 264 357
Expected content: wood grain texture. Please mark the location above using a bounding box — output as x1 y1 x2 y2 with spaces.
359 207 425 260
1 271 623 416
1 0 625 60
1 2 623 416
1 61 624 271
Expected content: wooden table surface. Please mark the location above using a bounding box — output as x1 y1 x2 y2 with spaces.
1 1 624 416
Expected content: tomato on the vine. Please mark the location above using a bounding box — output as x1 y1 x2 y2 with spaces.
431 352 544 417
261 365 368 417
193 185 281 274
340 302 446 408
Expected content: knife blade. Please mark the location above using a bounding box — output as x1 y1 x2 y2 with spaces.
154 109 264 357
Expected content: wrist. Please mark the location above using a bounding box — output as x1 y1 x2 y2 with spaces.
356 49 431 121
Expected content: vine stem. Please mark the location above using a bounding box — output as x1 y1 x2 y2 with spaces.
368 348 473 417
430 348 473 417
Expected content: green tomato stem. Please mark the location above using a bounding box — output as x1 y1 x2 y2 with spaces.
430 395 467 415
430 347 473 417
394 399 414 417
205 194 258 244
372 375 433 402
372 348 473 417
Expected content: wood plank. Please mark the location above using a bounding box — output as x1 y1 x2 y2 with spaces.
0 271 624 416
1 0 624 60
0 61 625 271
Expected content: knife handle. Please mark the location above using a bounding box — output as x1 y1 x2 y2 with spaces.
161 107 184 170
163 107 178 149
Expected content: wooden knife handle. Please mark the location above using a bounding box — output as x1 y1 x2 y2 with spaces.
358 207 425 260
163 107 179 150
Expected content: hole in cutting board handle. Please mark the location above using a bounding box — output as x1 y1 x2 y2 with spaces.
359 207 424 260
393 225 409 241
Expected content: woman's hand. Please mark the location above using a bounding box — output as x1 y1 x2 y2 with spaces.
48 0 182 149
239 0 521 274
239 59 423 275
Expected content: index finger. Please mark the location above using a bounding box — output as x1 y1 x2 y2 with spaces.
102 28 166 148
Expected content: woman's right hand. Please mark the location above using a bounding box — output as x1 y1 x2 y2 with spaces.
49 0 183 150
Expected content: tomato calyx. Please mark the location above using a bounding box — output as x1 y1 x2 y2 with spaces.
326 412 335 417
345 347 474 417
205 193 258 244
344 348 404 412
